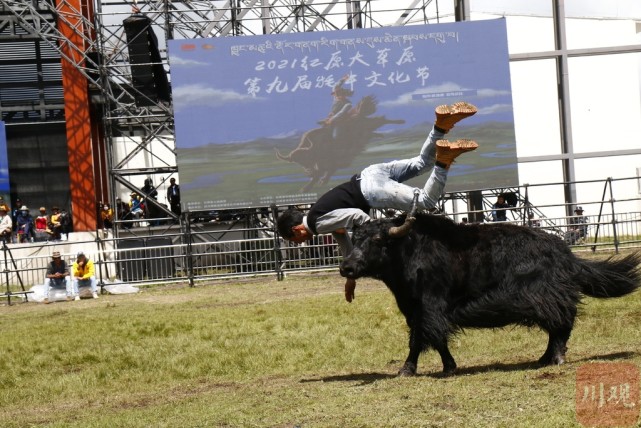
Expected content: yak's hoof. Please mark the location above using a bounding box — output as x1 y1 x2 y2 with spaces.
397 362 417 377
442 364 457 375
538 354 565 366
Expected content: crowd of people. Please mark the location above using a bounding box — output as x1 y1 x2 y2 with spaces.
2 178 182 239
0 197 72 244
98 177 181 229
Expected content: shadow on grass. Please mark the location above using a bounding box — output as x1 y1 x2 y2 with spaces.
302 351 638 384
572 350 638 363
301 372 396 385
426 351 638 377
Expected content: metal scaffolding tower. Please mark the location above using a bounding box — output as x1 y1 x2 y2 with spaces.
2 0 445 227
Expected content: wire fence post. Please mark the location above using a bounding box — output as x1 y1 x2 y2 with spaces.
607 177 620 254
271 204 285 281
181 212 195 287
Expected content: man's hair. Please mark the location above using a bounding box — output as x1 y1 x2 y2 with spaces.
276 208 304 239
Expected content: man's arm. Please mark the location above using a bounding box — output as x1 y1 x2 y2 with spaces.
46 263 55 278
317 208 370 255
85 260 95 279
72 263 80 278
316 208 370 302
1 216 12 233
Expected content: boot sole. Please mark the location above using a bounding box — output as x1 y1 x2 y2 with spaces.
436 139 479 151
435 102 478 116
450 139 478 151
434 102 478 131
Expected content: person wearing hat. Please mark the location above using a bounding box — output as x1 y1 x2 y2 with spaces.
320 74 354 142
71 252 99 299
0 196 9 213
44 251 70 304
15 205 34 243
566 205 588 245
129 192 144 223
34 207 51 239
0 205 11 242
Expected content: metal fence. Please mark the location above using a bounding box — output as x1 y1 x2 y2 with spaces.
3 177 641 301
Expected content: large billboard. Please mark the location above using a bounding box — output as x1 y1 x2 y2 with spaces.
169 19 517 211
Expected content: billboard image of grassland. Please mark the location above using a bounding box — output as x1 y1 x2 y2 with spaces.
169 19 517 211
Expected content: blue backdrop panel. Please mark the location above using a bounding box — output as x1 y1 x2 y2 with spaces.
0 121 9 200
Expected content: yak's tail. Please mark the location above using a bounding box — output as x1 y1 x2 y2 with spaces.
579 252 641 298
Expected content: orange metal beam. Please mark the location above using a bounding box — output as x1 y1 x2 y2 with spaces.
55 0 98 231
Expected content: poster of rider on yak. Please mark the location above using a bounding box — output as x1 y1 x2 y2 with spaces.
169 18 517 211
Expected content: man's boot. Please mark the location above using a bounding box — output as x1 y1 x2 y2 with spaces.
435 102 477 133
436 139 479 169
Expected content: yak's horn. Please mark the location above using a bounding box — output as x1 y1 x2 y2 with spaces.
388 190 420 238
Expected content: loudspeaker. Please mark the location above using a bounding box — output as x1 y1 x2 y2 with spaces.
123 14 171 106
145 237 175 279
117 239 146 281
503 192 518 207
85 51 102 83
467 190 484 223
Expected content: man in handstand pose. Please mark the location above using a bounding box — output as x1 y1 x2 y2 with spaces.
277 102 478 301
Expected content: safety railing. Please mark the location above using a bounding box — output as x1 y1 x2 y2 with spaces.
2 192 641 300
2 209 640 297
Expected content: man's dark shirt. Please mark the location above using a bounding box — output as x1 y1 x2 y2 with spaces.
47 260 68 285
307 175 370 234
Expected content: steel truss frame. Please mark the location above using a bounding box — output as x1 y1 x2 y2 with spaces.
2 0 444 225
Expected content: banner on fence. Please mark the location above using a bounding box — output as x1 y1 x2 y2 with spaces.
169 19 517 211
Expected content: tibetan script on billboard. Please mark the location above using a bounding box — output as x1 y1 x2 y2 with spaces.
169 19 517 211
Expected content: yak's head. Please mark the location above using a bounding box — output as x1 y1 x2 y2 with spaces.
339 214 415 279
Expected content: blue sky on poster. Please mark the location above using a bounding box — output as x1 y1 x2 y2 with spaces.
168 19 513 148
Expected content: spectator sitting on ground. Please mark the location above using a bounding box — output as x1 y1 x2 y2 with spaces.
72 252 99 300
44 251 70 304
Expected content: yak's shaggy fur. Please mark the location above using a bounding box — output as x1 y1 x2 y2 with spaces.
340 213 641 376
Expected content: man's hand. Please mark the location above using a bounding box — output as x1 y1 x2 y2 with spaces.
344 278 356 303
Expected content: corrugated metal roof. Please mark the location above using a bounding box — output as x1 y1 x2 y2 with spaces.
0 13 64 123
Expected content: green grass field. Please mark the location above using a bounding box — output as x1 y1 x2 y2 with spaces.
1 263 640 427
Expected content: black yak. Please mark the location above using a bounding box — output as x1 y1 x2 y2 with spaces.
339 213 641 376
